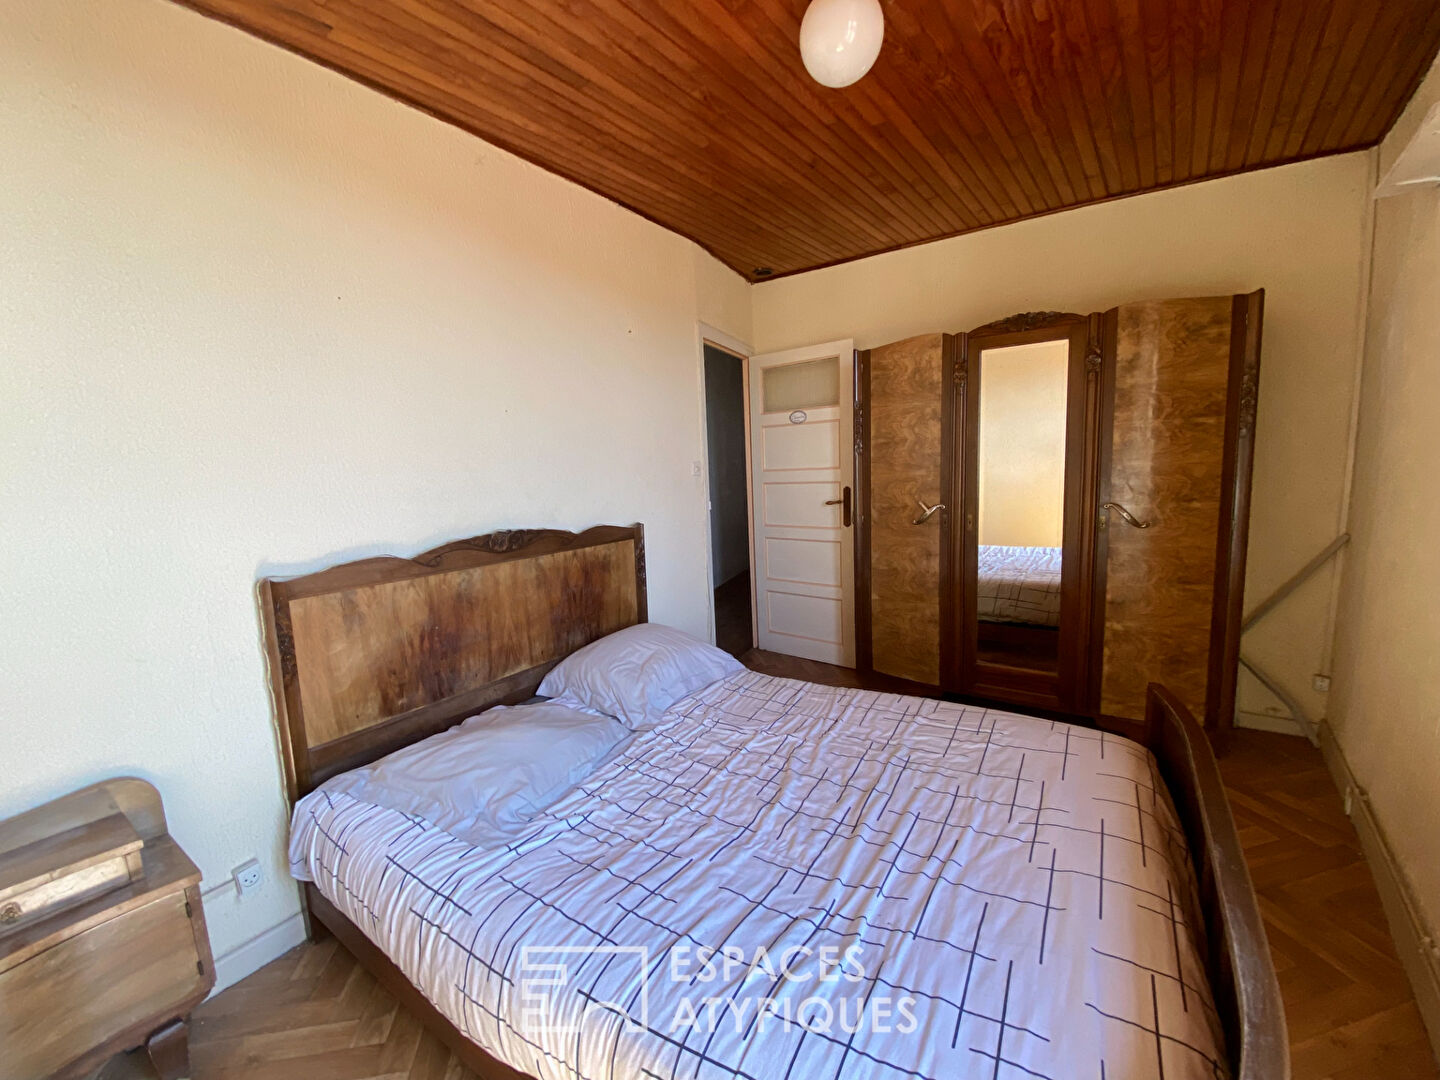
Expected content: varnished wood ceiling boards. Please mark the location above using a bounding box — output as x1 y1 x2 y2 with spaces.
174 1 1440 280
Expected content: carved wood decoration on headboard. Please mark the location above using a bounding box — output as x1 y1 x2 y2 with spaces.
259 525 647 803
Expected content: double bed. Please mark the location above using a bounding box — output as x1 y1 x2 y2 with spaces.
261 525 1286 1080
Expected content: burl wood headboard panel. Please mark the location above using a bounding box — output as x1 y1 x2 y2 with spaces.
259 525 646 804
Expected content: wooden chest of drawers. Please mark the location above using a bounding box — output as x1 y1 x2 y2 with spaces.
0 779 214 1080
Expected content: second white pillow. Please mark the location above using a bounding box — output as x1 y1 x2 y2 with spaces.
538 622 745 728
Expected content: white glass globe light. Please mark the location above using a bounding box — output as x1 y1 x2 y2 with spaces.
799 0 885 89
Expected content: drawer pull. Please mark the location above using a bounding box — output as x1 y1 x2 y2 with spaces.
1 902 21 924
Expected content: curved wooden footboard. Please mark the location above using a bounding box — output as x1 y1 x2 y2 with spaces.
1141 683 1289 1080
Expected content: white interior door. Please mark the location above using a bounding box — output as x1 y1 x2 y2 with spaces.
748 341 855 666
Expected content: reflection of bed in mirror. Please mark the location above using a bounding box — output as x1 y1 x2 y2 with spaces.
976 543 1062 669
977 543 1062 625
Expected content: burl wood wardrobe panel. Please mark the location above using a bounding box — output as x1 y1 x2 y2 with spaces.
867 334 946 685
1100 298 1233 722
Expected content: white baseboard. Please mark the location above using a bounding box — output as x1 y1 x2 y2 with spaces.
1318 722 1440 1063
1235 709 1305 736
209 911 308 996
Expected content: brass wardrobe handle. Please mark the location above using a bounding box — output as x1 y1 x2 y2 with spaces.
1101 502 1153 529
825 487 852 527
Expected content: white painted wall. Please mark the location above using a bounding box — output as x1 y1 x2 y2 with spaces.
752 156 1372 728
0 0 749 983
1329 58 1440 944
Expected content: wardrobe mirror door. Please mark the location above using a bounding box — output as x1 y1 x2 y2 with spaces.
973 340 1069 674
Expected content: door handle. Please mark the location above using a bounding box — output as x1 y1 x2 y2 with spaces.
912 498 945 526
1101 501 1153 529
825 487 852 527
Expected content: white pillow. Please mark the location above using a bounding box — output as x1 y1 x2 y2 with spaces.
323 702 628 846
537 623 745 728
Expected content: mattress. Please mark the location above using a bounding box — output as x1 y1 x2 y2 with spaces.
977 545 1063 627
290 670 1228 1080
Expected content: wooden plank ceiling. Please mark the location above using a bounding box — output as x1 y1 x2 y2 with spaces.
176 0 1440 281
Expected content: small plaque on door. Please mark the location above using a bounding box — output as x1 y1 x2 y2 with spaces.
788 410 807 424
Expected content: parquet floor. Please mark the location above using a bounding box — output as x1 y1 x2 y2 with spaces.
713 571 752 658
1217 728 1438 1079
97 653 1437 1079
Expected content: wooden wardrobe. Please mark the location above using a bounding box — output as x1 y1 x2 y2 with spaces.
855 294 1262 740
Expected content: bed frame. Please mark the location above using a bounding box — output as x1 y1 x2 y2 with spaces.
258 524 1287 1080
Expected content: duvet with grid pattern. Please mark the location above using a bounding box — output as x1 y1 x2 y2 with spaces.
290 670 1228 1080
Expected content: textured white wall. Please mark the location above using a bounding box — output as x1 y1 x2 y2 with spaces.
0 0 749 972
752 156 1372 728
1330 59 1440 939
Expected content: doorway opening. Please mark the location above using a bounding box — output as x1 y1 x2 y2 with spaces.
703 342 752 657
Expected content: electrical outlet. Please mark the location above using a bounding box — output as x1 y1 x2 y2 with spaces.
233 859 263 898
1312 674 1332 694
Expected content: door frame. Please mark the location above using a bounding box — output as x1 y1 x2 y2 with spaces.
695 322 754 651
854 347 872 674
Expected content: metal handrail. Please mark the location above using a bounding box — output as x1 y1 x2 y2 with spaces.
1238 533 1351 746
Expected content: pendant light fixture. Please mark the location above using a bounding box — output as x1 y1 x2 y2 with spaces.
799 0 885 89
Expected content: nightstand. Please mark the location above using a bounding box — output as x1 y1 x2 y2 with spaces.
0 779 214 1080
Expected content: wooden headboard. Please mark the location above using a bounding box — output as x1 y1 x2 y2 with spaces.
259 525 647 805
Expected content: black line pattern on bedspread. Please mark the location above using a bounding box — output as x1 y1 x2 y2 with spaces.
291 671 1228 1080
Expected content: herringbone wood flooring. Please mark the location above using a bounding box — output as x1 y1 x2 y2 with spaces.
97 661 1437 1078
1217 729 1438 1079
97 936 483 1080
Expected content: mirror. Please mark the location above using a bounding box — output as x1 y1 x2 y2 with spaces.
974 338 1069 672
